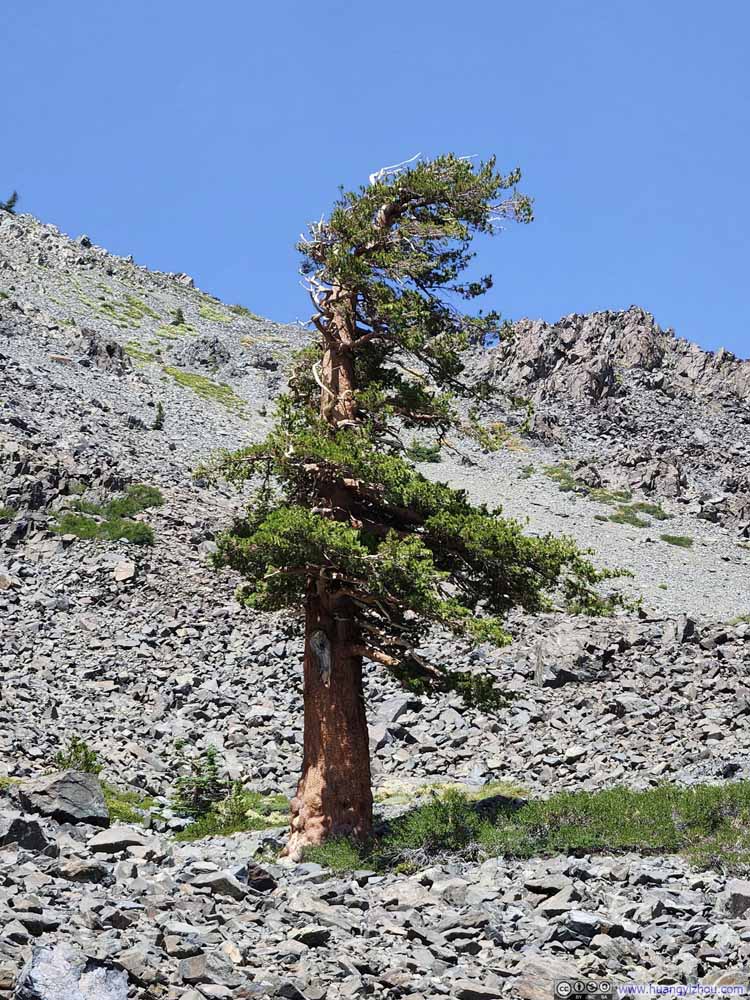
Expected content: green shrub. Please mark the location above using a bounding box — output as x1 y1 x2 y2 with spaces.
55 736 102 775
174 781 289 841
172 743 227 817
229 303 262 320
152 401 165 430
519 464 535 479
661 533 694 548
171 307 186 326
608 506 650 528
307 782 750 874
631 501 669 520
0 505 16 521
102 783 155 823
53 512 154 546
53 484 162 545
406 440 442 463
0 191 19 214
106 484 164 517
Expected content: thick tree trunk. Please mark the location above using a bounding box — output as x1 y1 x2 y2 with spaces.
284 589 373 861
320 291 358 426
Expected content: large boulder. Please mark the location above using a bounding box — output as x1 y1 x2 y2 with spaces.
534 623 609 687
18 771 109 827
15 944 128 1000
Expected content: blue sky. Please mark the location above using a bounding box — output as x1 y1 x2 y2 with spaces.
3 0 748 356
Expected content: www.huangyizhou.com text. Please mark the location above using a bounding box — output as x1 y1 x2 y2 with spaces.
618 986 747 996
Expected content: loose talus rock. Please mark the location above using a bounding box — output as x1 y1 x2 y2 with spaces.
14 944 128 1000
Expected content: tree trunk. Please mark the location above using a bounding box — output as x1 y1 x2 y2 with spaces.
320 291 358 425
283 588 373 861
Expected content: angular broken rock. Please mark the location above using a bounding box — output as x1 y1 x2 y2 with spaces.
88 825 148 853
15 943 128 1000
18 770 109 827
0 811 57 855
726 877 750 918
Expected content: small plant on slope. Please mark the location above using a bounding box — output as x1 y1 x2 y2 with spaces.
172 743 228 816
55 736 102 775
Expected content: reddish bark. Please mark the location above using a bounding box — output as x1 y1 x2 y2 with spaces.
284 588 373 861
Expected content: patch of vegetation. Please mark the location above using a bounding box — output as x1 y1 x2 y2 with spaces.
152 401 165 430
608 506 650 528
588 487 633 505
199 302 232 324
729 614 750 625
658 583 668 590
0 291 9 300
519 464 535 479
164 367 246 415
0 191 19 214
172 744 227 816
52 483 162 546
124 342 157 363
229 303 262 320
307 782 750 874
406 440 442 463
102 783 155 824
661 533 694 549
543 462 579 492
631 501 670 520
156 321 194 339
171 742 287 841
0 777 20 791
472 420 514 452
122 295 160 322
0 505 16 520
55 736 102 775
174 782 289 841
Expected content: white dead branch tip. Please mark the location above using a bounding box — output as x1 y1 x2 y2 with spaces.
369 153 421 186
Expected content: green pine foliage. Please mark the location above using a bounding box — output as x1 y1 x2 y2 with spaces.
55 736 102 775
207 154 628 700
0 191 18 214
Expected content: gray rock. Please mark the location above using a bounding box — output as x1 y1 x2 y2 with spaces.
15 943 128 1000
18 770 109 827
88 825 148 853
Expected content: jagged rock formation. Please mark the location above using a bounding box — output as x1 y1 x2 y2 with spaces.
1 213 750 996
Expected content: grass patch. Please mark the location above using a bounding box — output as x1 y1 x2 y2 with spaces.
608 506 650 528
407 440 441 463
125 342 157 363
519 464 535 479
229 303 262 320
631 501 670 520
307 783 750 874
0 504 16 520
103 783 155 824
588 487 633 505
164 367 246 415
122 295 160 322
199 302 232 324
53 513 154 545
544 462 579 492
156 322 194 339
174 785 288 842
661 533 694 549
52 484 162 546
729 614 750 625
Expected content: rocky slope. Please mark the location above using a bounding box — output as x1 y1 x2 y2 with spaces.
1 212 749 998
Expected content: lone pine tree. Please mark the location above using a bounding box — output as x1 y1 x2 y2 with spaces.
211 154 623 859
